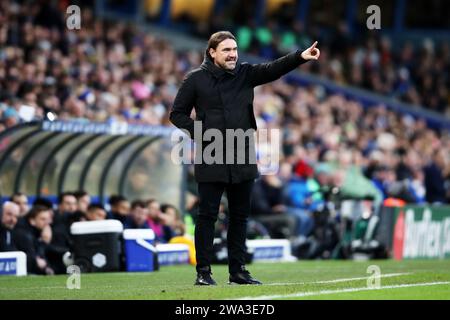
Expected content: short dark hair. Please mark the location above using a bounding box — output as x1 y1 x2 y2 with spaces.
131 200 146 210
109 195 128 206
26 205 50 220
206 31 236 59
161 203 181 219
74 190 89 199
160 203 176 213
33 197 53 209
87 203 105 212
58 191 75 204
10 192 26 201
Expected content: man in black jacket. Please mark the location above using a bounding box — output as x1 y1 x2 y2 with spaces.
0 201 20 251
170 31 320 285
13 205 54 275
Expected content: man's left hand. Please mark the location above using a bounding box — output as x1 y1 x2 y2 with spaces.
301 41 320 60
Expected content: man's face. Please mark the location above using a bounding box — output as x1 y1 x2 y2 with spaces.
162 207 176 226
30 210 52 231
59 195 77 213
86 208 106 221
209 39 238 71
131 206 148 226
148 201 160 220
1 202 20 229
12 195 29 217
78 195 91 212
114 201 131 216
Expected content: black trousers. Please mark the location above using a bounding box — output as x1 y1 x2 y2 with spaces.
196 179 254 274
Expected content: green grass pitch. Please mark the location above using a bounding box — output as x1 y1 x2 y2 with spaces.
1 260 449 300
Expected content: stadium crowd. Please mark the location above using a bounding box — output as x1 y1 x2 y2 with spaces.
233 20 450 115
1 1 450 269
185 4 450 115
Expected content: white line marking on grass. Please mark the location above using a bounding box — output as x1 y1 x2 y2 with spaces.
238 281 450 300
267 272 412 286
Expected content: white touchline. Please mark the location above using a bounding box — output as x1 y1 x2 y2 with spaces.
266 272 412 286
237 281 450 300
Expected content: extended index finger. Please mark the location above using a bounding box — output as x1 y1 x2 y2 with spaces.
310 41 318 49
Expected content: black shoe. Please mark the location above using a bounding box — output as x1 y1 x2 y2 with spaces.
195 268 217 286
229 268 262 285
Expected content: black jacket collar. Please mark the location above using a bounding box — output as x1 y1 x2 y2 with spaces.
200 54 239 78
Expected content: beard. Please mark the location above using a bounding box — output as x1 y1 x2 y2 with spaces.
219 59 237 70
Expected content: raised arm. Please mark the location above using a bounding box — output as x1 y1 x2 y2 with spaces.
169 72 197 139
247 41 320 87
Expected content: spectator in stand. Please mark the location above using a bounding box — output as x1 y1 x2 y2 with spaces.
146 199 173 243
160 203 185 237
74 190 91 213
10 192 29 217
159 203 197 265
107 195 131 224
49 192 77 274
84 203 107 221
0 201 20 251
424 150 448 204
13 205 54 275
284 160 319 237
32 197 54 210
54 192 78 225
369 165 392 199
124 200 150 229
